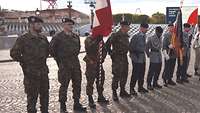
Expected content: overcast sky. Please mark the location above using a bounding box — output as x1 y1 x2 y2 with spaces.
0 0 199 16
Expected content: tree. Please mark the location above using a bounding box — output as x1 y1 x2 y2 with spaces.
138 14 150 23
150 12 165 24
112 13 134 25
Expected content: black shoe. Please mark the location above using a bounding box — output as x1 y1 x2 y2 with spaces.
176 79 183 84
130 89 138 96
182 79 189 83
73 103 87 112
97 96 109 104
147 85 154 90
153 83 162 89
186 74 192 78
89 102 96 108
88 95 96 108
112 90 119 101
60 102 67 113
195 71 198 76
138 87 149 93
168 80 176 86
163 79 168 87
120 90 131 98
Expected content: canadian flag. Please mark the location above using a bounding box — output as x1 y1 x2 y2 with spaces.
182 6 198 25
92 0 113 38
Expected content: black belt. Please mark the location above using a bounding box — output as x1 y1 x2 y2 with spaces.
151 49 160 52
133 51 144 54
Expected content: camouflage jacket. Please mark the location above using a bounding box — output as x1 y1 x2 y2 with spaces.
84 36 107 64
10 31 49 67
49 31 80 65
105 30 129 57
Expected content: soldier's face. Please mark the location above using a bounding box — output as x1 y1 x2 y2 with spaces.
168 26 174 32
121 25 130 33
141 27 148 33
33 22 43 33
156 32 163 38
184 27 190 32
63 22 74 32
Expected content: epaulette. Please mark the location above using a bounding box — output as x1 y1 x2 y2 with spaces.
20 32 30 39
72 32 79 37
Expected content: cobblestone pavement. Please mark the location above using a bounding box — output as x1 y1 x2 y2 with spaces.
0 49 200 113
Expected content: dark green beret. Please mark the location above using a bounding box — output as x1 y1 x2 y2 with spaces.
62 18 75 24
28 16 43 23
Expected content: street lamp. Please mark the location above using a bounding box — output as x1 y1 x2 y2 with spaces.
84 0 95 29
35 8 40 16
67 0 72 19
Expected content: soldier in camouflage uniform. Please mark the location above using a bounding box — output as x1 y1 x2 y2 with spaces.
10 16 49 113
145 26 163 90
129 23 149 94
162 24 177 87
106 21 131 101
176 23 190 83
84 36 109 108
49 18 86 113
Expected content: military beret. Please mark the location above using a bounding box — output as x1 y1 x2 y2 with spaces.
155 26 163 33
27 16 43 23
140 23 149 28
62 18 75 24
120 21 130 26
183 23 191 28
168 23 174 27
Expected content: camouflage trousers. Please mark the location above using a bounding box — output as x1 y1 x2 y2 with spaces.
111 55 128 91
85 62 105 96
22 66 49 113
58 63 82 103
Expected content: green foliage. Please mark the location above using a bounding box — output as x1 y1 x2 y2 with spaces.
113 12 166 24
150 12 165 24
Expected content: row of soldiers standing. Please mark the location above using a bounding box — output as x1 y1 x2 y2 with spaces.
10 16 199 113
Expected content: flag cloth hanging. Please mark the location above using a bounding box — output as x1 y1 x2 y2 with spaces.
182 6 198 26
171 8 184 64
92 0 113 38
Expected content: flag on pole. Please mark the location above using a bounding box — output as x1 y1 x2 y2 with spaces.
182 6 198 26
171 8 184 64
92 0 113 38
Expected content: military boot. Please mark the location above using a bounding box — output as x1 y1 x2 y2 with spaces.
120 89 131 98
60 102 67 113
130 89 138 96
73 99 87 112
112 90 119 101
195 68 198 76
88 95 96 108
97 94 109 104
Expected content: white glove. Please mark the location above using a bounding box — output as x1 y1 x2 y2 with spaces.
168 44 173 49
163 50 170 60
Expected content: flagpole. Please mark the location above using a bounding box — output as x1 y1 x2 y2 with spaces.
98 36 103 86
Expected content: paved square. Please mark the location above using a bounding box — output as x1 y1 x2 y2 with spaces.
0 48 200 113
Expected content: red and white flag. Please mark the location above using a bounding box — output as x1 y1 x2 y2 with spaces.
92 0 113 38
182 6 198 25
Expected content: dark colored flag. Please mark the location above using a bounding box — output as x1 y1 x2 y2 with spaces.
171 8 184 64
